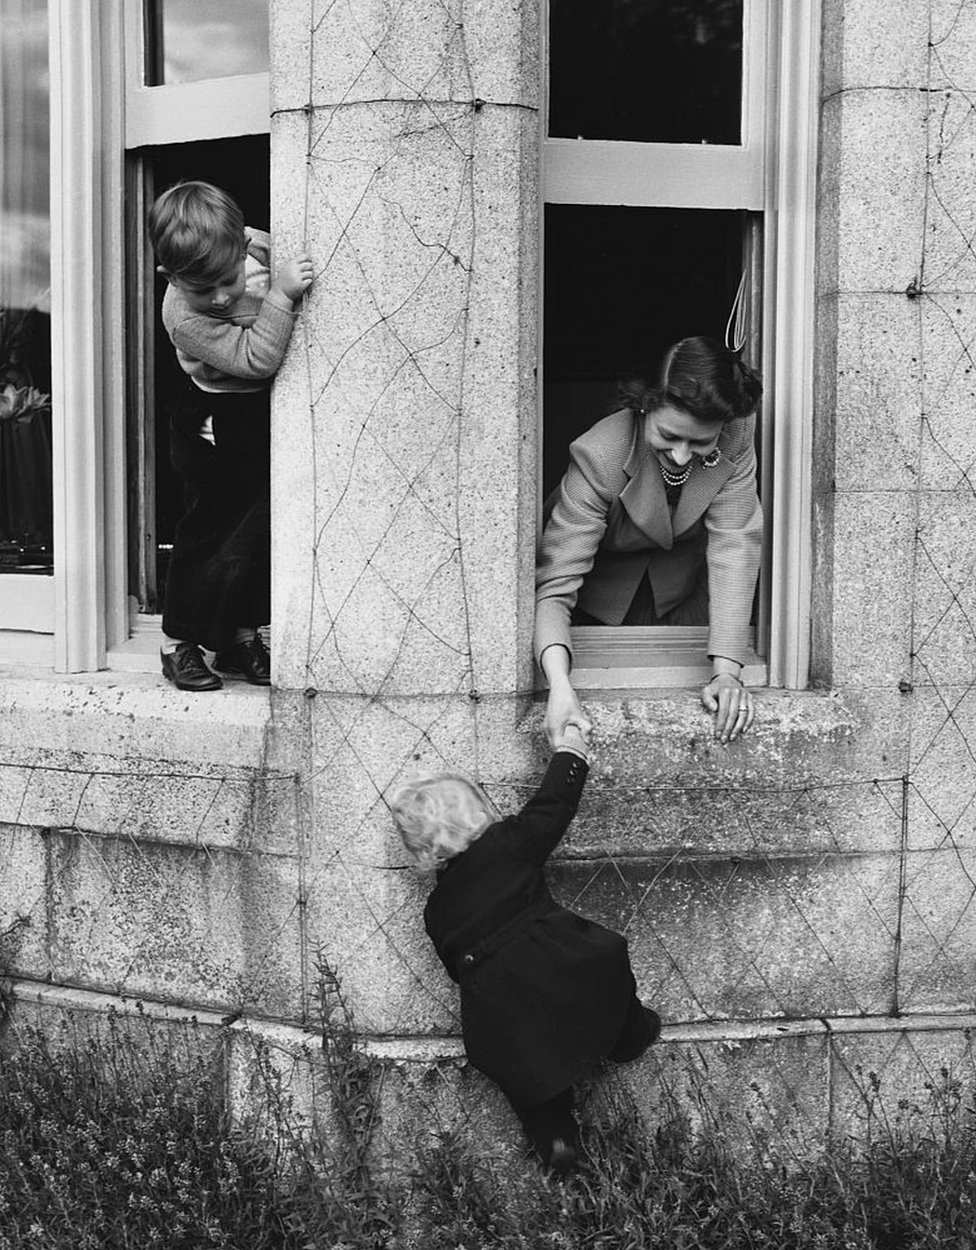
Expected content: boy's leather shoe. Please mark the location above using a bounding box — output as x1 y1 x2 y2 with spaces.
161 643 222 691
214 635 271 685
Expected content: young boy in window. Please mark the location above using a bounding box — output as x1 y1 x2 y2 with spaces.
148 180 314 690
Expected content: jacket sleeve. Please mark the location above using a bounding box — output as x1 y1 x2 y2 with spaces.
490 749 589 865
704 414 763 665
244 226 272 269
167 288 297 381
534 433 624 666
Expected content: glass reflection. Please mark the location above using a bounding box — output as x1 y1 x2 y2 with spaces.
549 0 743 146
146 0 269 86
0 0 53 573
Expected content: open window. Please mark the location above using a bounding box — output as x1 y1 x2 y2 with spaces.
541 0 819 691
0 0 271 672
114 0 271 669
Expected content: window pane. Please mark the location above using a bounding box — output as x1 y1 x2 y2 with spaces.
145 0 269 86
543 205 745 496
0 0 52 574
548 0 743 145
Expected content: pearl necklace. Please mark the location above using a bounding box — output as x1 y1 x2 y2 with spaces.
659 460 692 488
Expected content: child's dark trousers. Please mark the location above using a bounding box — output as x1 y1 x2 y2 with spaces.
162 382 270 654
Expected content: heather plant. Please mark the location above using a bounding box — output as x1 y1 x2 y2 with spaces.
3 977 976 1250
0 993 400 1250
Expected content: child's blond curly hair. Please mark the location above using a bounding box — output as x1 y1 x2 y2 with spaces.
390 772 499 872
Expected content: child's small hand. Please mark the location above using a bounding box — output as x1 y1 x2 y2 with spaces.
556 721 591 756
276 252 315 302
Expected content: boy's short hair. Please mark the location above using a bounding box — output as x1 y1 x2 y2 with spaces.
148 180 246 284
390 772 499 872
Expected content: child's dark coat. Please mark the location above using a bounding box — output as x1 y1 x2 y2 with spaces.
423 750 641 1107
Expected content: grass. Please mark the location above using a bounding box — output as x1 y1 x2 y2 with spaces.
0 987 400 1250
2 988 976 1249
411 1071 976 1250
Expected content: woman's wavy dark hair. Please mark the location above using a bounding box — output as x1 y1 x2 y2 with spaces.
619 336 762 425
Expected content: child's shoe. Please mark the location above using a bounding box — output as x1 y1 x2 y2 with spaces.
607 1001 662 1063
547 1136 578 1178
214 635 271 685
161 643 222 691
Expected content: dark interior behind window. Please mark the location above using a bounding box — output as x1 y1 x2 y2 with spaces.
543 205 747 497
128 135 269 612
548 0 744 145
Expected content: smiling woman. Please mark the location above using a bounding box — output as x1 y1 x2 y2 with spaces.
535 337 763 744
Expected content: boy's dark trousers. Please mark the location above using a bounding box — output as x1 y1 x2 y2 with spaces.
162 382 270 654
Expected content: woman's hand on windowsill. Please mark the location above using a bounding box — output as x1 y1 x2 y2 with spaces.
701 672 754 743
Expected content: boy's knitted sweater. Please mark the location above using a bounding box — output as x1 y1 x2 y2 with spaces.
161 227 297 393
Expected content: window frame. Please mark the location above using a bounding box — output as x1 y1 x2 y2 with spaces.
0 0 270 672
539 0 821 692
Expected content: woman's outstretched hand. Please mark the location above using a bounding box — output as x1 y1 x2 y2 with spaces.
545 682 593 749
540 644 593 748
701 673 754 743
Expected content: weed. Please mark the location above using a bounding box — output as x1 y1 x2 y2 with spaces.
4 988 976 1248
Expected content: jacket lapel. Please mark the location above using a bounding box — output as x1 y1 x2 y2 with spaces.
619 418 674 550
671 451 735 535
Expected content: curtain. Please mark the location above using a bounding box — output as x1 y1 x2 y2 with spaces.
0 0 52 565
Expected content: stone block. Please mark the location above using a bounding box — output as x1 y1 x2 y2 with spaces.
911 491 976 689
568 770 904 860
922 94 976 290
906 685 976 850
0 754 299 855
919 295 976 484
271 0 538 113
304 858 458 1035
1 988 227 1077
543 851 898 1024
370 1024 833 1170
378 1051 518 1166
305 692 490 863
0 671 275 770
617 1027 830 1158
897 846 976 1012
43 832 305 1019
271 99 536 697
831 294 922 491
818 89 926 294
0 823 48 977
829 491 916 688
827 1022 976 1142
558 689 912 791
820 0 929 96
928 0 976 91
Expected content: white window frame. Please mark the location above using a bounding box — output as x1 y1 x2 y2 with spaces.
0 0 270 672
541 0 820 692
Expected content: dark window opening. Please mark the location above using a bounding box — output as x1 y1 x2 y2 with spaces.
548 0 744 146
127 134 270 612
543 204 748 498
